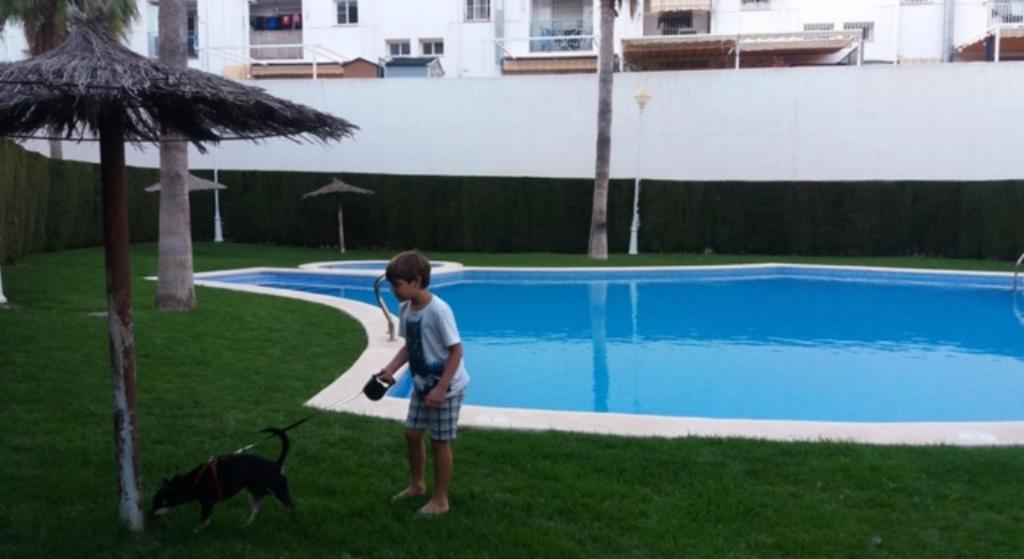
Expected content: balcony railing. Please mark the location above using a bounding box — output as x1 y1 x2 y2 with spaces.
991 1 1024 24
529 19 594 52
199 43 350 80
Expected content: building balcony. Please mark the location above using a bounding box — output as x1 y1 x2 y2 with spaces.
529 19 594 53
991 1 1024 24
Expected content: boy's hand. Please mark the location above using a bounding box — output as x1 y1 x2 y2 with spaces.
425 385 446 408
378 369 394 383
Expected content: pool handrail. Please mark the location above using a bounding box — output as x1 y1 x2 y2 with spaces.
374 274 396 342
1015 252 1024 291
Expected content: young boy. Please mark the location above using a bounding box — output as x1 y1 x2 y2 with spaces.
377 251 470 516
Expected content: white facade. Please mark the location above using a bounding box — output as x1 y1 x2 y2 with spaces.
0 1 1018 74
6 2 1024 184
21 63 1024 182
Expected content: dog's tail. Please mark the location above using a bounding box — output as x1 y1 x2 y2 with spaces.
258 415 313 466
259 427 291 467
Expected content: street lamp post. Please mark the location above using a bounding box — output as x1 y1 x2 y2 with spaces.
629 87 651 256
212 148 224 243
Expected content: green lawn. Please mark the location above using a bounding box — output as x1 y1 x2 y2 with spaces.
1 243 1021 558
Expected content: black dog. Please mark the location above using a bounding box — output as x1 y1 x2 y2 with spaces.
150 427 295 530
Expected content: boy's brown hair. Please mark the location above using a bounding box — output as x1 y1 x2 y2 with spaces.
385 250 431 288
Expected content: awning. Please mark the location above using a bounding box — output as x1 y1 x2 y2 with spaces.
740 32 859 56
622 30 859 63
250 62 345 79
649 0 712 13
955 25 1024 57
622 35 734 61
502 56 598 75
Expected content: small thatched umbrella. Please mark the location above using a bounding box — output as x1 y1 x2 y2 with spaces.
142 173 226 193
302 178 373 253
0 14 356 531
145 173 229 242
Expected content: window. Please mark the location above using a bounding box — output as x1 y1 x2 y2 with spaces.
658 11 694 35
741 0 770 8
337 0 358 25
843 21 875 41
421 39 445 56
187 10 198 58
387 40 411 56
466 0 490 21
803 23 834 32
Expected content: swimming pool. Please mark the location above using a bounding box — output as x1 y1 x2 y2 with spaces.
204 265 1024 424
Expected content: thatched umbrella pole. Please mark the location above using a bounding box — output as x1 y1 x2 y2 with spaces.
98 111 142 531
337 198 346 253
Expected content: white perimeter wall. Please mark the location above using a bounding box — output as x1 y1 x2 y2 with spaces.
20 62 1024 182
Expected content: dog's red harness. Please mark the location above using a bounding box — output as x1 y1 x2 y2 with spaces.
191 456 224 499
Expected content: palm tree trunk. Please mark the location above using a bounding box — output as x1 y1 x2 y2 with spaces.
589 0 616 260
26 1 64 160
155 0 196 310
48 136 63 159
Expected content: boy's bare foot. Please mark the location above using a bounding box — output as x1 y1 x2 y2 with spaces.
391 486 427 501
416 500 449 516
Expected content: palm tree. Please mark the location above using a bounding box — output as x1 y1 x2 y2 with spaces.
589 0 637 260
0 0 138 159
155 0 195 310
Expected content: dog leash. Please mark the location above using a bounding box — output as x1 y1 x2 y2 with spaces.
232 387 365 454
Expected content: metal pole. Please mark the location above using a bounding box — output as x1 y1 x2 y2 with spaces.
893 0 900 65
212 149 223 243
628 104 645 255
735 36 741 69
0 263 7 306
942 0 956 62
995 25 1002 62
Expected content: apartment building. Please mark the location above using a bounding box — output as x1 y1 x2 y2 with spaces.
1 0 1022 78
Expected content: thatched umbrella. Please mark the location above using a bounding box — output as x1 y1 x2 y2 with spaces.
142 173 226 193
0 15 356 531
302 178 373 253
145 173 229 242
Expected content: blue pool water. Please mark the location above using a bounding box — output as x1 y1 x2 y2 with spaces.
209 268 1024 422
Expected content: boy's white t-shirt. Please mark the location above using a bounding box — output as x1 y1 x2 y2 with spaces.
399 295 470 396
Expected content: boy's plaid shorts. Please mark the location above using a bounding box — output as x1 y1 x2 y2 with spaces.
405 390 465 441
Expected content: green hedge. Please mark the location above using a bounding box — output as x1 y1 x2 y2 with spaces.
1 140 164 262
2 140 1022 261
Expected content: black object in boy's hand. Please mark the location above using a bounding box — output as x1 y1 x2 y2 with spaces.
364 373 395 401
